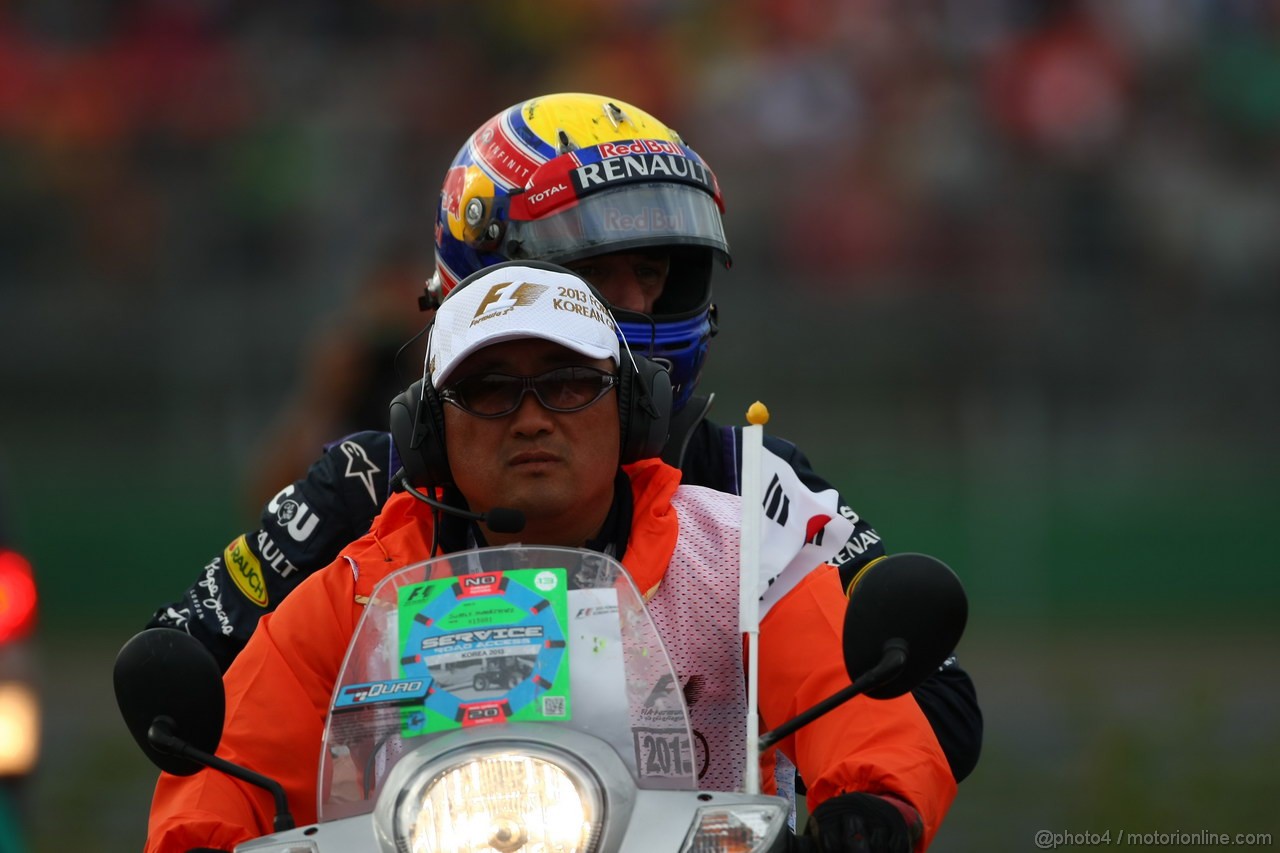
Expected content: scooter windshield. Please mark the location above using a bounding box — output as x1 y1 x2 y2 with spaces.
316 546 696 822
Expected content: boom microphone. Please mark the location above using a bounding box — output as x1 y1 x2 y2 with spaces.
396 470 526 534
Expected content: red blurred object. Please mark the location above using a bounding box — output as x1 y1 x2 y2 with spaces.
0 550 37 644
982 7 1132 159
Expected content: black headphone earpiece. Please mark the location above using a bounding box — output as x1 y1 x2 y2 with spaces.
389 376 451 488
617 353 672 464
389 260 673 489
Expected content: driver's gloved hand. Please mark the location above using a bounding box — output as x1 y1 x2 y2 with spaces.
790 792 922 853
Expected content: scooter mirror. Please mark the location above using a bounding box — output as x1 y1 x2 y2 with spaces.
842 553 968 700
114 627 226 776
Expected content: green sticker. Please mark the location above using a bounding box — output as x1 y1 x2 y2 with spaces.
394 567 570 735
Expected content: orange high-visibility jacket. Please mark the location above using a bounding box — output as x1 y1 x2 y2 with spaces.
145 459 955 852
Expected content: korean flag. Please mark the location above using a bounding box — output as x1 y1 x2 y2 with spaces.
752 449 855 620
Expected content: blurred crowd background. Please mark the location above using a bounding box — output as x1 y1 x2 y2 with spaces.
1 0 1277 850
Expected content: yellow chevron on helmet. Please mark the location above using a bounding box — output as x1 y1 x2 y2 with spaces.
520 92 682 152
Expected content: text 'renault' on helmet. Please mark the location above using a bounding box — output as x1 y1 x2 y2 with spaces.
428 93 732 410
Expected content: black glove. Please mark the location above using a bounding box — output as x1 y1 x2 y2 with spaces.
792 792 922 853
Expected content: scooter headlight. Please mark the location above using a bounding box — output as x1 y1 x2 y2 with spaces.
396 748 601 853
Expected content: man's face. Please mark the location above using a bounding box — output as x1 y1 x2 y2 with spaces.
443 338 621 545
565 250 670 314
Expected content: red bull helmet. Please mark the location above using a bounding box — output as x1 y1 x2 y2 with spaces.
427 93 731 410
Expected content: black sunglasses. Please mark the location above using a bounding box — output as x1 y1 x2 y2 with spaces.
440 366 619 418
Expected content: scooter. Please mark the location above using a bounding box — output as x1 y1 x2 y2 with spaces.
115 546 966 853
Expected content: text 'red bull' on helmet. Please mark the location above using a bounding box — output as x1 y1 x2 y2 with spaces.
426 93 731 410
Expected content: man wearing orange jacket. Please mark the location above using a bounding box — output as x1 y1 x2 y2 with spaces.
145 261 956 853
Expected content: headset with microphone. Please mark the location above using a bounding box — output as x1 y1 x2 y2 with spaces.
389 260 673 538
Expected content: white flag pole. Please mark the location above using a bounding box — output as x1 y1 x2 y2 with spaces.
739 400 769 795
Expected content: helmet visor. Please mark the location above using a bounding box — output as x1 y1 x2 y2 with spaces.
503 183 729 268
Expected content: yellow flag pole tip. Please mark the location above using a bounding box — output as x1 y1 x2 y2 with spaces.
746 401 770 425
